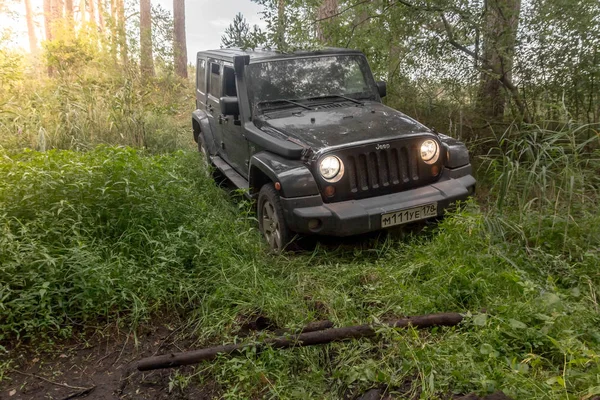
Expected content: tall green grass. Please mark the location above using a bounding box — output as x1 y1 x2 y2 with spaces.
1 136 598 397
0 147 263 338
0 61 193 152
482 122 600 258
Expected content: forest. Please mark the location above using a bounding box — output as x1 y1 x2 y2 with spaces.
0 0 599 398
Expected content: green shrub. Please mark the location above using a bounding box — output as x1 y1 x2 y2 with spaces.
0 147 261 339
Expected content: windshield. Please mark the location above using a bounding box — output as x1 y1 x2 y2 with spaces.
246 55 378 113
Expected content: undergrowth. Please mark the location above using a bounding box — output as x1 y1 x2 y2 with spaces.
0 57 193 152
0 120 599 398
0 147 262 337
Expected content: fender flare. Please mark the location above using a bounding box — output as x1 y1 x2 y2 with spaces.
249 152 320 198
438 133 470 168
192 110 217 154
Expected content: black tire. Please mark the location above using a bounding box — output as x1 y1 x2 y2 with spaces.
197 132 213 170
257 183 295 253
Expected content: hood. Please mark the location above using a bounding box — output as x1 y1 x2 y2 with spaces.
256 102 433 151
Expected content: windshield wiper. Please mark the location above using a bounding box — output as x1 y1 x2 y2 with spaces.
307 94 364 105
257 99 312 111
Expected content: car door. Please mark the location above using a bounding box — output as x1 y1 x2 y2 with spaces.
206 59 225 160
220 64 249 178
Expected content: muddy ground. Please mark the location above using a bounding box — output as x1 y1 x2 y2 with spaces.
0 320 516 400
0 324 221 400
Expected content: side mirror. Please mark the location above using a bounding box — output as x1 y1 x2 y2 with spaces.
220 96 239 116
376 81 387 98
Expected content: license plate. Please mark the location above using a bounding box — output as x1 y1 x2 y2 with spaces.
381 203 438 228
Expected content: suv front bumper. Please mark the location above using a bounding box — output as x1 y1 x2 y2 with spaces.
280 167 476 237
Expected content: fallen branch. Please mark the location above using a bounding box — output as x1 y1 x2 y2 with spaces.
273 320 334 336
137 312 462 371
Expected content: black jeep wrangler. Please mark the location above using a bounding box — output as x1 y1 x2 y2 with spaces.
192 48 475 252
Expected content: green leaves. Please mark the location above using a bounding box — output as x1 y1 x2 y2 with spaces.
473 313 487 326
508 319 528 330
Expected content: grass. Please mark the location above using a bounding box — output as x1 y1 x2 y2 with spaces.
0 147 257 337
1 49 599 397
0 50 193 153
1 133 599 398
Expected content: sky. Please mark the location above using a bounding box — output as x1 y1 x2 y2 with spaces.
158 0 267 59
1 0 267 61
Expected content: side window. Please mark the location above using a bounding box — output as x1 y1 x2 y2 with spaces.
223 66 237 97
208 62 221 98
196 59 206 92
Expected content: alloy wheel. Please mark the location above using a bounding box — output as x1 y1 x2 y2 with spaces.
261 200 282 251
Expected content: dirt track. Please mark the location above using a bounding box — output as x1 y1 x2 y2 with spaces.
1 325 220 399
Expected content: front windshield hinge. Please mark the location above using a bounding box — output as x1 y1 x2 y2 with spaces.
301 147 314 161
287 136 313 161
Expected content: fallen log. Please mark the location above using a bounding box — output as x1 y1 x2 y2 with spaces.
273 320 334 336
137 312 462 371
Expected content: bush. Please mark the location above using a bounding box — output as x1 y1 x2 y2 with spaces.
0 147 260 339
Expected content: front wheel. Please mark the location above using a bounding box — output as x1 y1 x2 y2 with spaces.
197 132 212 171
257 183 294 253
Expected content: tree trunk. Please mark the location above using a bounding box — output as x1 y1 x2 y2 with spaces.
43 0 53 75
56 0 64 18
387 43 402 84
276 0 285 49
24 0 38 53
43 0 52 40
140 0 154 77
65 0 73 18
89 0 96 26
50 0 60 23
110 0 117 61
97 0 105 31
477 0 523 121
316 0 338 43
173 0 187 78
79 0 86 22
117 0 128 65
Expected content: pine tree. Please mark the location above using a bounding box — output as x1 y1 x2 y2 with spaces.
221 12 264 50
24 0 38 53
116 0 127 65
65 0 73 18
140 0 154 77
173 0 187 78
97 0 105 31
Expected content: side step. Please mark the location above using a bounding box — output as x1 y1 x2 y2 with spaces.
211 155 251 198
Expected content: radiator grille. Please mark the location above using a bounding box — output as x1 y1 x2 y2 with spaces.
346 146 420 193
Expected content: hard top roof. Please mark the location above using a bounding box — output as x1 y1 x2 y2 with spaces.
196 47 364 63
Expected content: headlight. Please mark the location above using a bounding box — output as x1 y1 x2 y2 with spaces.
420 139 439 164
319 156 344 182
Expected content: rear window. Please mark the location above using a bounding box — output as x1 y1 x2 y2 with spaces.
197 59 206 91
208 62 221 98
223 67 237 97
